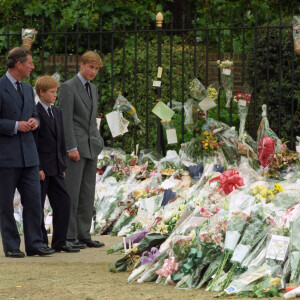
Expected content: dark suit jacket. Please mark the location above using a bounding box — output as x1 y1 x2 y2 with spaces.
35 102 67 177
0 75 39 168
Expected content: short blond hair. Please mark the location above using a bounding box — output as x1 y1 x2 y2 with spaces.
80 51 103 67
35 76 60 97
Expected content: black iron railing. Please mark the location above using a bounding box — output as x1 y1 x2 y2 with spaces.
0 10 299 154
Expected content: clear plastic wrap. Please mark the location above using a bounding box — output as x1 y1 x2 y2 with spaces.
217 60 234 108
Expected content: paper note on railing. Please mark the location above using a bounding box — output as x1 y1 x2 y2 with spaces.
153 80 161 87
106 111 129 137
199 97 217 111
152 101 175 121
157 67 163 78
166 128 178 144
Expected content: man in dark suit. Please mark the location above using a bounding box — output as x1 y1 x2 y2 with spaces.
34 75 79 253
0 47 54 257
58 51 105 249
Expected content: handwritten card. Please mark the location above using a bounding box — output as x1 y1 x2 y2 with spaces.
238 100 247 107
157 67 163 78
152 101 175 121
106 111 129 138
266 234 290 261
222 68 231 75
153 80 161 87
166 128 178 144
199 97 217 111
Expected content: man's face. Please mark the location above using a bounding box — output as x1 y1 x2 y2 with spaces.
18 54 34 78
80 62 99 81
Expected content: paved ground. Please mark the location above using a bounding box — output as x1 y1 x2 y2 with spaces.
0 235 269 300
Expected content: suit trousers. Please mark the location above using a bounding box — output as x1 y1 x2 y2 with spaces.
0 166 43 252
64 157 97 240
40 174 71 249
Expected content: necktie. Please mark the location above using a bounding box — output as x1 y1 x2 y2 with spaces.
85 82 93 104
48 106 55 127
48 106 54 119
16 81 24 102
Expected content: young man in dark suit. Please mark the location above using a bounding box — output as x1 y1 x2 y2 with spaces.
58 51 105 249
34 76 79 253
0 47 54 257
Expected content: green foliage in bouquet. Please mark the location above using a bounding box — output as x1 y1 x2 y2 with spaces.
247 17 300 147
181 129 224 161
237 285 280 298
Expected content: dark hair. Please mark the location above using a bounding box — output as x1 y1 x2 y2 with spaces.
6 47 32 69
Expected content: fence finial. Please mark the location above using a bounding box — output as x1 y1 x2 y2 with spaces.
156 12 163 28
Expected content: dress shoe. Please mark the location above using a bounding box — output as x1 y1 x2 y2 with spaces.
26 247 55 256
66 239 87 249
79 239 105 248
54 245 80 253
5 249 25 258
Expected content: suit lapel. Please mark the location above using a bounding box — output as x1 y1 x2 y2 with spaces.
37 102 56 137
3 76 23 111
75 75 92 110
52 107 60 140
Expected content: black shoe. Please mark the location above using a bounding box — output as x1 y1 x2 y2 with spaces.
5 249 25 258
26 247 55 256
54 245 80 253
79 239 105 248
66 239 87 249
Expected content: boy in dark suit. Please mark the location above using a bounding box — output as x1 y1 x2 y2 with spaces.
35 76 79 253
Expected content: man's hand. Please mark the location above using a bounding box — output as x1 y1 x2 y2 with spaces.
68 150 80 162
62 171 66 177
18 121 32 132
39 170 45 181
28 118 39 130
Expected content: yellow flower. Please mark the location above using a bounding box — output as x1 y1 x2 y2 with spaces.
274 183 283 193
267 190 275 201
269 277 281 287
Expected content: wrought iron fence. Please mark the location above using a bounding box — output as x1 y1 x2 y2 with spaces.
0 10 299 155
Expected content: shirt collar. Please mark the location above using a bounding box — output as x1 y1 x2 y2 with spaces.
6 71 19 86
39 100 53 113
77 72 90 86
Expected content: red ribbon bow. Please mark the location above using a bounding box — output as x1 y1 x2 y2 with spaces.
209 169 244 195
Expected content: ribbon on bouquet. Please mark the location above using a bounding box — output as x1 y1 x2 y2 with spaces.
140 247 160 265
171 248 203 281
209 169 244 195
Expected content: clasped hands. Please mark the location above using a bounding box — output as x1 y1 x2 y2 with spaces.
18 118 39 132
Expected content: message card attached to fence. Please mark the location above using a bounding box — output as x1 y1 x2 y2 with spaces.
152 101 175 121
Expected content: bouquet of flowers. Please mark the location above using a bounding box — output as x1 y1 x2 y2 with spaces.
293 16 300 55
251 182 284 203
233 86 252 141
180 130 223 163
189 78 206 101
207 210 250 291
113 94 141 125
22 28 37 50
217 60 234 108
268 152 300 179
199 82 219 113
289 215 300 284
220 209 270 290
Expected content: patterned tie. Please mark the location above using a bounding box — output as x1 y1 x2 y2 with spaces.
16 81 24 102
